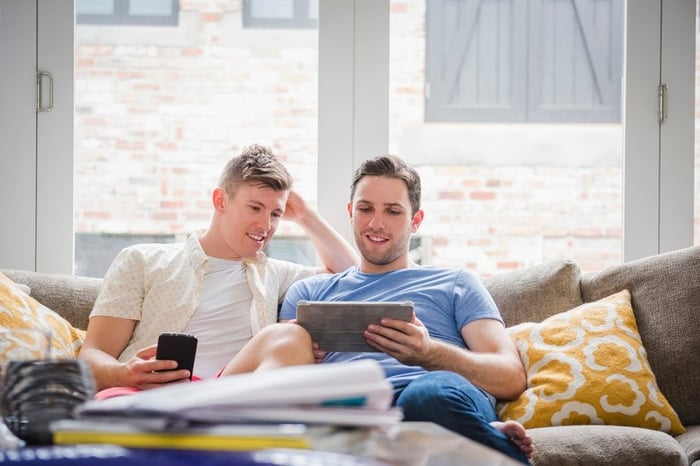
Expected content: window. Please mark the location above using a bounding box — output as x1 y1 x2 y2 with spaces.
425 0 623 123
390 0 625 275
243 0 318 29
74 1 320 277
75 233 176 277
76 0 178 26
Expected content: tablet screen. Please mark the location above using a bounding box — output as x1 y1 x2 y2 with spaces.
296 301 414 352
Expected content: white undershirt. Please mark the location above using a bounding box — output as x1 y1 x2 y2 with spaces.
184 256 253 378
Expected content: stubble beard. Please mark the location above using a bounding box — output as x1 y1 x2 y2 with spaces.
354 230 406 267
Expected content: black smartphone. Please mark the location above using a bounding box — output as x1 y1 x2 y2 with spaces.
155 332 198 380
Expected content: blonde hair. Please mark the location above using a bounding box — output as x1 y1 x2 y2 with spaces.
218 144 293 197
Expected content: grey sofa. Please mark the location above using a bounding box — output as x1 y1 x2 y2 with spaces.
3 245 700 465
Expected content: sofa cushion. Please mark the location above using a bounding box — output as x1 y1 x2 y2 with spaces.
581 245 700 427
528 425 687 466
499 290 684 435
0 272 86 359
483 259 583 327
676 425 700 465
0 269 102 330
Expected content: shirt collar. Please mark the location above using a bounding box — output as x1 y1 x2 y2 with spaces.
186 230 269 269
186 231 209 271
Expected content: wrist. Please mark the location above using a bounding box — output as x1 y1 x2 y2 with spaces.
294 208 322 230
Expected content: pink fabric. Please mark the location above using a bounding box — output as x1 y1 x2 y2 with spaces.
95 386 144 400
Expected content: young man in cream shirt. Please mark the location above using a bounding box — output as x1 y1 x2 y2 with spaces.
80 145 358 397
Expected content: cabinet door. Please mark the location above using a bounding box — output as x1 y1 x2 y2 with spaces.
36 0 74 273
0 0 73 273
0 0 38 271
623 0 695 260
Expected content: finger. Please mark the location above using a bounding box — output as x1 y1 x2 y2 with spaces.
139 376 191 390
143 358 179 372
413 314 425 327
144 368 191 384
378 318 412 332
136 344 158 359
364 329 407 355
129 367 190 388
367 323 412 345
364 337 407 361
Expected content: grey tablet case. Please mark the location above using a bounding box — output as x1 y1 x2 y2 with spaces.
295 301 414 352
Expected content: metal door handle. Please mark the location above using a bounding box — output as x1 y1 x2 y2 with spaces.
36 70 53 112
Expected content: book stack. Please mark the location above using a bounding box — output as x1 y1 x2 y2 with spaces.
51 421 312 451
51 360 402 452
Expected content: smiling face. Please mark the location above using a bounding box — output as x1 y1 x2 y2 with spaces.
348 176 423 273
206 182 288 260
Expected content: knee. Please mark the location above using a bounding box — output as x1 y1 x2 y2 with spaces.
397 371 482 414
257 323 312 350
398 371 462 406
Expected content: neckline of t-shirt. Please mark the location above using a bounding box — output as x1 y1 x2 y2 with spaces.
206 255 245 272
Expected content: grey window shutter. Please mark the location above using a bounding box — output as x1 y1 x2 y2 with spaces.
426 0 623 123
528 0 623 122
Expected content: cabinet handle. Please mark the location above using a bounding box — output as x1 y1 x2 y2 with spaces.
657 83 667 124
36 70 53 112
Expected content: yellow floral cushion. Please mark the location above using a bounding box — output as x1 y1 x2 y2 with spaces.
498 289 685 435
0 272 86 360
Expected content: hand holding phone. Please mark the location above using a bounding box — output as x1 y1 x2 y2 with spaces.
155 332 198 380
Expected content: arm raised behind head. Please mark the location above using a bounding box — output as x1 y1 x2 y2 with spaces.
283 190 359 273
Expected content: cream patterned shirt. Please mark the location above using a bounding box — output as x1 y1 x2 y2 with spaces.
90 232 320 363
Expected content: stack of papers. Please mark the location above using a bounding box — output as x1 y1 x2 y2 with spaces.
52 360 402 450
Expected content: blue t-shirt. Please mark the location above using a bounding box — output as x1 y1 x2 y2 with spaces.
279 266 503 392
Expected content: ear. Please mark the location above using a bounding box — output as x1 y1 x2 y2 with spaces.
212 187 226 212
410 209 424 233
346 201 353 219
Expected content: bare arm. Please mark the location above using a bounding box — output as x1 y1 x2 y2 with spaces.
283 191 359 272
364 317 526 400
79 315 190 391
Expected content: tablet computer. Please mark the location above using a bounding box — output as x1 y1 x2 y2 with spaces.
295 300 414 352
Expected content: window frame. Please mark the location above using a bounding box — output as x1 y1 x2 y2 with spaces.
76 0 179 26
242 0 318 29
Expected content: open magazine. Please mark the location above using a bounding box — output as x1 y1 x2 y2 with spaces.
73 360 402 428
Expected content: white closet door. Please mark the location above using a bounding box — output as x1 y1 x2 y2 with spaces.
0 0 38 271
623 0 695 261
658 0 695 253
0 0 73 273
36 0 74 273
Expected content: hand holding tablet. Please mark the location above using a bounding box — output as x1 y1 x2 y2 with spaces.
295 301 414 352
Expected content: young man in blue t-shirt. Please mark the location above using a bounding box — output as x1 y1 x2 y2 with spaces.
280 154 533 464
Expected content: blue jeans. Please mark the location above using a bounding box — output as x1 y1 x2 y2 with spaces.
394 371 530 465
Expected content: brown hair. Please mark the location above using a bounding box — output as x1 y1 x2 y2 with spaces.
351 155 421 215
218 144 293 197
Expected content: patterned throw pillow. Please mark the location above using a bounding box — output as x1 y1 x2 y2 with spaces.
0 272 86 360
498 289 685 435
